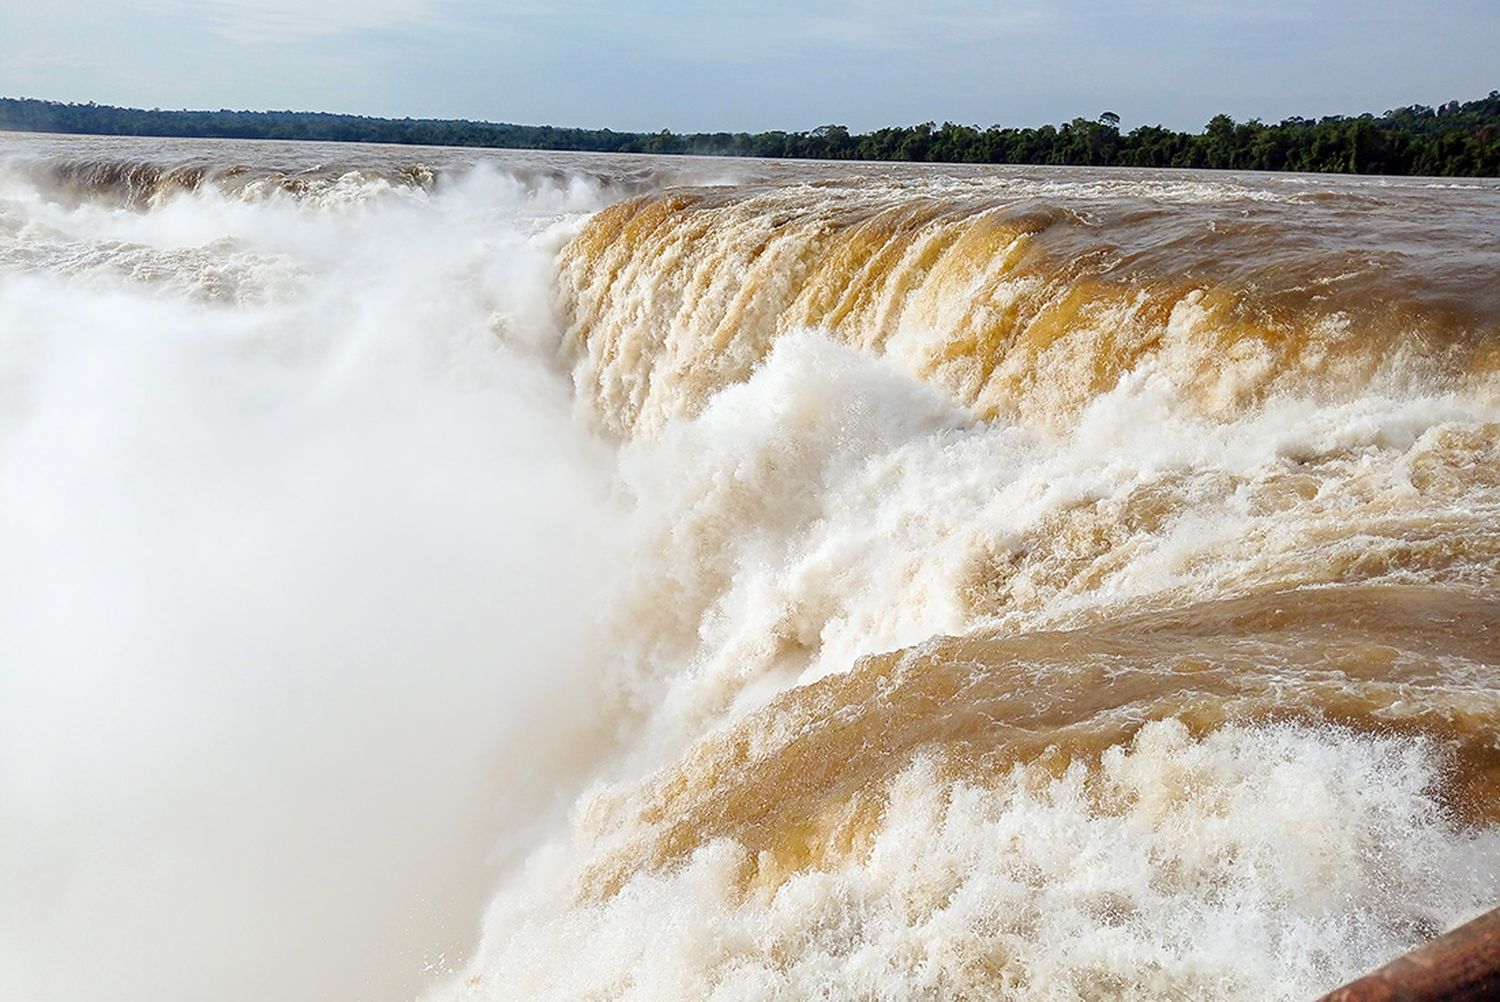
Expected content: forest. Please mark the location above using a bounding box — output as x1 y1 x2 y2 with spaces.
2 92 1497 176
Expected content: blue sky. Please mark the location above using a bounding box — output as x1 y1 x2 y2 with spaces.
2 0 1497 133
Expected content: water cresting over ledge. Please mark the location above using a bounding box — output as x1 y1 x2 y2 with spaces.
1 134 1497 1002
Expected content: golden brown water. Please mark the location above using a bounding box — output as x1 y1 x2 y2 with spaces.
592 584 1500 900
561 180 1500 438
500 162 1500 999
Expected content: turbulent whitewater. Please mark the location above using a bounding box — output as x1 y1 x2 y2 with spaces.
2 133 1498 1002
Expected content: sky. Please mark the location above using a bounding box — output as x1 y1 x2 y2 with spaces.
1 0 1498 134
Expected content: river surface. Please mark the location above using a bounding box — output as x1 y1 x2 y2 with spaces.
2 132 1498 1001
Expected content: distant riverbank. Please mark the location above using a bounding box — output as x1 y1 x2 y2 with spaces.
2 92 1497 176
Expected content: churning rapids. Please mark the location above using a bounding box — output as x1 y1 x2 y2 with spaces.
2 132 1498 1002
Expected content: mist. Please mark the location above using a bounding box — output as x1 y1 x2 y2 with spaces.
0 166 621 1002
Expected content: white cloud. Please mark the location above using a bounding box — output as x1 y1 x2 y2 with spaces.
144 0 438 42
802 0 1053 51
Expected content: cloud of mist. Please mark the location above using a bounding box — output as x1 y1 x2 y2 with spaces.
0 167 622 1002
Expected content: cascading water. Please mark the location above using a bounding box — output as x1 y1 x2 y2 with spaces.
2 133 1497 1002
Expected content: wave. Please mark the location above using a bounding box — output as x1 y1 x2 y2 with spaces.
0 156 439 207
0 135 765 211
585 583 1500 901
559 186 1500 438
456 718 1499 1001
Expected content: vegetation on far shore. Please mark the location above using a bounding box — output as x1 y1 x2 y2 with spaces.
2 93 1498 176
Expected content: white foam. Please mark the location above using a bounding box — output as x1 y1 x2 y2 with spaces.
446 721 1500 1001
579 331 1499 774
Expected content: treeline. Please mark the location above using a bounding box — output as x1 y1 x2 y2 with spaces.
2 93 1498 176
